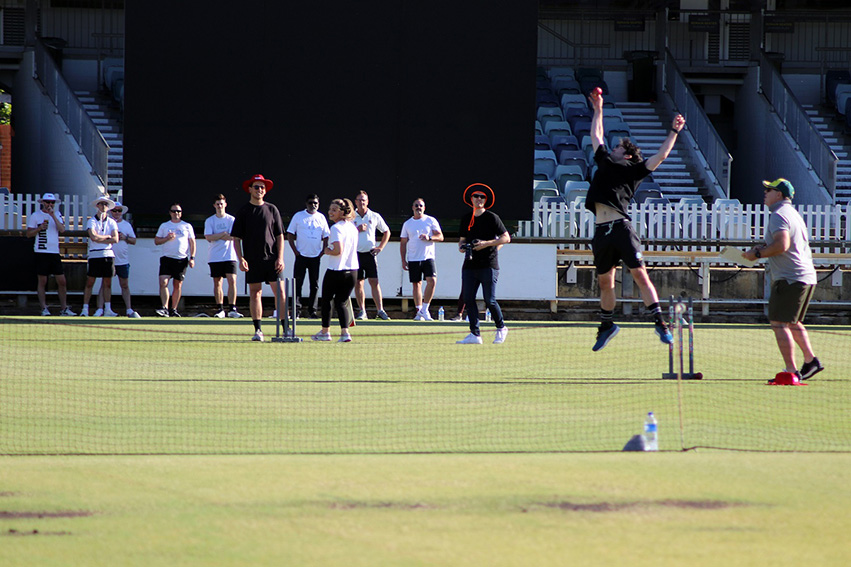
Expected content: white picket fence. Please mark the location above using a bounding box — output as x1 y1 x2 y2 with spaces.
1 193 91 231
518 201 851 249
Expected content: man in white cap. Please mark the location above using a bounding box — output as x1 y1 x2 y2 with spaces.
744 178 823 382
81 196 119 317
94 201 141 317
25 193 76 316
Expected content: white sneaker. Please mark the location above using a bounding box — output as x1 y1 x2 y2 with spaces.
355 309 367 320
338 334 352 343
41 307 51 316
419 310 434 321
227 309 243 318
456 333 483 345
252 330 264 342
104 309 119 317
127 310 142 318
80 308 89 317
493 327 508 344
93 308 104 317
268 310 277 319
413 311 424 321
311 332 332 342
376 310 390 320
60 307 77 317
214 309 226 319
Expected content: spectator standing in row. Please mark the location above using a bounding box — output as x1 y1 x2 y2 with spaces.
312 198 359 343
205 194 242 319
103 201 141 318
744 178 824 381
286 193 329 319
231 174 285 342
81 196 119 317
154 203 196 317
400 198 443 321
26 193 76 316
353 190 391 320
456 187 511 345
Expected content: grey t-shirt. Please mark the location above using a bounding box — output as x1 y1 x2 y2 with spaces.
766 201 817 285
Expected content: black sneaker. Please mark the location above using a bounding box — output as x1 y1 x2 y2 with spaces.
169 309 181 318
800 358 824 380
592 323 620 352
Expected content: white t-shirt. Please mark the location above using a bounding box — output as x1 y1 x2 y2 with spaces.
27 210 64 254
86 215 118 259
354 209 390 253
204 213 238 263
113 219 137 266
400 214 442 261
327 221 359 271
286 210 330 258
156 220 196 259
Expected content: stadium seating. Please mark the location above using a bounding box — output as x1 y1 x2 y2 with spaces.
557 149 589 177
544 120 572 138
826 70 851 106
555 165 585 189
537 106 564 124
835 84 851 115
560 94 588 112
533 185 559 203
534 134 552 150
845 98 851 134
551 133 580 153
534 149 558 180
634 186 664 203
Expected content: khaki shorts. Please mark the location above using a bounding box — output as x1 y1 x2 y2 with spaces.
768 280 814 324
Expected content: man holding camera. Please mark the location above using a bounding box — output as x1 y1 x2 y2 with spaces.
456 187 510 344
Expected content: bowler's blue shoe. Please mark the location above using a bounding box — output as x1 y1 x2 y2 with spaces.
592 324 620 352
655 322 673 345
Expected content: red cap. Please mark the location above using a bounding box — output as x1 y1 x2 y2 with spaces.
768 372 806 386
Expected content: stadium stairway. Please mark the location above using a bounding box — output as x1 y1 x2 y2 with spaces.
803 104 851 204
77 90 124 200
618 101 709 203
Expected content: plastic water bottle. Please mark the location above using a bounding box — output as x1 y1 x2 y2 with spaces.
485 308 492 322
438 306 444 321
643 412 658 451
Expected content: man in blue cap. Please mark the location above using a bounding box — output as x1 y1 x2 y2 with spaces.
744 178 823 381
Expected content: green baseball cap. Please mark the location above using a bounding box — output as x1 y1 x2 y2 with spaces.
762 178 795 200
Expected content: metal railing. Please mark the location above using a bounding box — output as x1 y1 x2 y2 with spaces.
34 39 109 187
758 50 838 200
663 49 732 197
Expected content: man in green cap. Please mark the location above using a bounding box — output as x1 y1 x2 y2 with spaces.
744 178 823 381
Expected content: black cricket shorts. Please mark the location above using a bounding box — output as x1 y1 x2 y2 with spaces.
591 218 644 274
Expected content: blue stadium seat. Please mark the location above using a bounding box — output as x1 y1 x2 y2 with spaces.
534 134 552 150
557 150 589 177
551 133 580 153
826 70 851 105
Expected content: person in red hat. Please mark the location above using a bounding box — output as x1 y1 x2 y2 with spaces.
230 174 285 342
455 185 511 345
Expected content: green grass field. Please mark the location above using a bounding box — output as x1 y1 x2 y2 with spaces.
1 317 849 565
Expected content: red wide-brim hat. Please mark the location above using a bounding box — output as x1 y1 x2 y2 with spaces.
242 174 274 193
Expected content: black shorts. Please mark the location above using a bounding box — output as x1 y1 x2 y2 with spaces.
34 253 64 276
591 219 644 274
87 257 115 278
357 251 379 280
159 256 189 281
768 280 815 324
209 260 238 278
246 258 281 284
408 259 437 283
115 264 130 279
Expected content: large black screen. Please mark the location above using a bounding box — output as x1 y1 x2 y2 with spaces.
124 1 536 226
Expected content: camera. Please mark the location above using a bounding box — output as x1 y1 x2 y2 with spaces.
461 240 480 262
